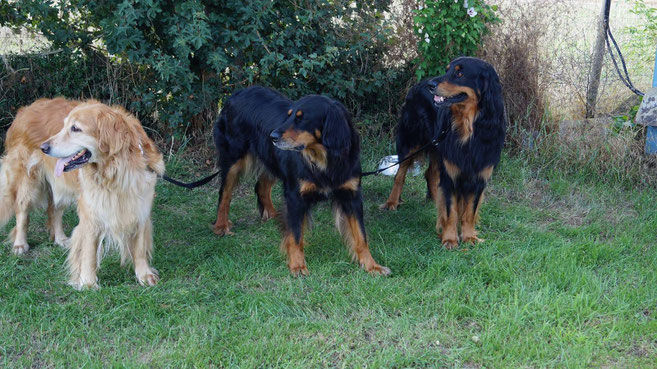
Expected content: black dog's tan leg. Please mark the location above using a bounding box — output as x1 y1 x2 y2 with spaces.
437 190 459 249
281 188 310 276
212 157 248 236
425 155 440 203
255 174 278 221
281 228 308 277
460 192 485 245
380 159 413 211
337 181 391 275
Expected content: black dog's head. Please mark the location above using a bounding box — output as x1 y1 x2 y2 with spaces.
270 95 353 169
428 57 500 109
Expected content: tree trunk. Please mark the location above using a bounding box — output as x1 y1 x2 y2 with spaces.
585 0 610 118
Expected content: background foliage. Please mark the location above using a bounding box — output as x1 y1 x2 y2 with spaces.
1 0 497 138
413 0 498 79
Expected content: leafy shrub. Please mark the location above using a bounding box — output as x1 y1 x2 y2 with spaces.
2 0 406 135
413 0 498 80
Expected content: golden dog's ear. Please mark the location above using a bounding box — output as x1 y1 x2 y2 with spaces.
135 124 165 175
98 110 137 156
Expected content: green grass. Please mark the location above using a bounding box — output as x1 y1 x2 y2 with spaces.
1 145 657 368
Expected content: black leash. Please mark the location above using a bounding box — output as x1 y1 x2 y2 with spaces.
161 126 446 186
161 171 220 189
361 136 445 177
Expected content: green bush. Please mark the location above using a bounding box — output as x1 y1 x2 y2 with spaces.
2 0 406 134
413 0 498 79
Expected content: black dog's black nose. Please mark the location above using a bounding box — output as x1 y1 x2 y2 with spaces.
427 79 438 89
270 131 282 141
40 142 50 154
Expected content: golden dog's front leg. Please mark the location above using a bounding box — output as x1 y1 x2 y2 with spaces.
131 219 159 286
67 222 99 290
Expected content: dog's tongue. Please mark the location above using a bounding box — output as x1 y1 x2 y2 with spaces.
55 155 74 177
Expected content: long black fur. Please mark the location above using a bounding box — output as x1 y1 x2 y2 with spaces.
430 56 505 217
213 86 372 268
394 78 446 199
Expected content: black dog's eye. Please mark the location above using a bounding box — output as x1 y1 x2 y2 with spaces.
71 126 81 132
457 72 463 77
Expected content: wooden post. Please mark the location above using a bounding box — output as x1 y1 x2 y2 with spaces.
585 0 611 118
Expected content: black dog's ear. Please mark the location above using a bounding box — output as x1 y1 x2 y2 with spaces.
322 102 351 156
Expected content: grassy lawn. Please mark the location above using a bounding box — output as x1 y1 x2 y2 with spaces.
1 144 657 368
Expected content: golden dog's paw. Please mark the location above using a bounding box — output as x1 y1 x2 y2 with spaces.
442 238 459 250
12 244 29 255
364 263 392 276
379 201 399 211
54 236 70 249
289 264 309 277
210 222 234 236
137 269 159 286
69 278 100 291
461 235 484 245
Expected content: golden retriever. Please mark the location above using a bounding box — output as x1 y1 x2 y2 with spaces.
6 98 164 289
1 98 81 255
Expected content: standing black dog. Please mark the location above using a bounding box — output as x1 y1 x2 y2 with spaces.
381 57 505 249
212 86 390 276
429 57 505 249
380 78 445 211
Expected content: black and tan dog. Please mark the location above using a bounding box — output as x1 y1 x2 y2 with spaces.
383 57 505 248
212 86 390 276
430 57 505 249
380 78 444 211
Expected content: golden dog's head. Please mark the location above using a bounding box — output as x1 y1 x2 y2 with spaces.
41 101 163 177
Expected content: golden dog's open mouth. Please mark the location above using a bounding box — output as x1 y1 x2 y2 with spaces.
55 149 92 177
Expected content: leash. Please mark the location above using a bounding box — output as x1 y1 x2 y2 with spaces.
161 171 220 189
160 126 447 186
361 138 441 177
361 125 448 177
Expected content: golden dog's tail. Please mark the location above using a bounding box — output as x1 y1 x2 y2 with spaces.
0 158 15 229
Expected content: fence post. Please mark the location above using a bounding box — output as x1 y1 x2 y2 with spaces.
585 0 611 118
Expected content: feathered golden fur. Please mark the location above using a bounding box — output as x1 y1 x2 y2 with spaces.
0 98 81 255
41 100 164 289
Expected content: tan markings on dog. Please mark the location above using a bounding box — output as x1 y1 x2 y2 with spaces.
334 209 390 275
212 154 252 236
424 157 440 202
380 146 420 210
479 165 494 181
280 217 309 277
436 191 458 249
314 129 322 139
299 180 319 195
256 174 278 221
454 65 461 71
339 177 360 192
280 129 327 170
459 194 484 244
443 160 460 181
436 81 479 143
296 110 303 117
